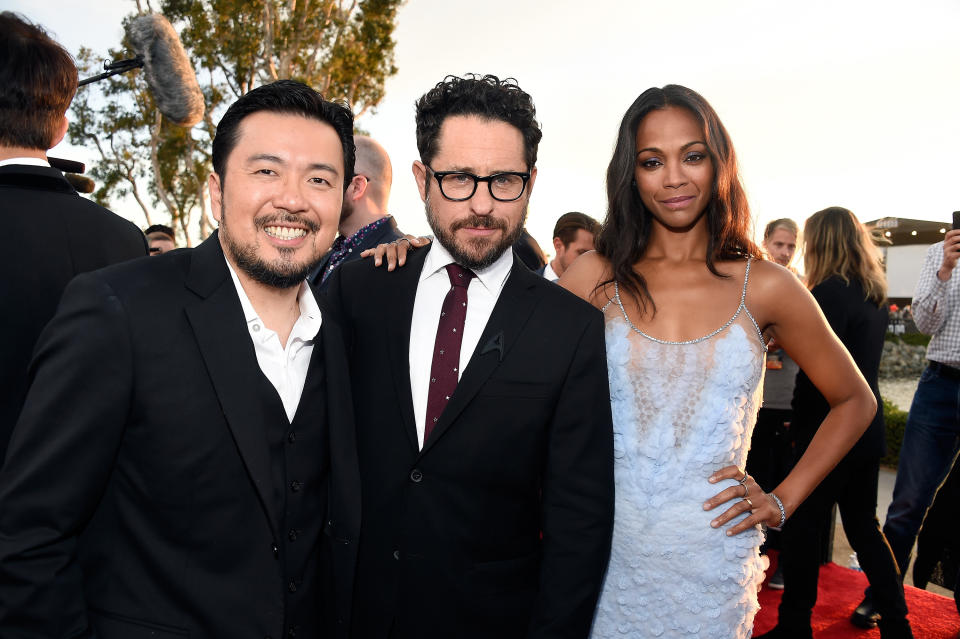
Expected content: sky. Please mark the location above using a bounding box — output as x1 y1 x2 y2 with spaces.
6 0 960 259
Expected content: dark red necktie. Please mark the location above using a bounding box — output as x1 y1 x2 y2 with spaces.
424 264 475 442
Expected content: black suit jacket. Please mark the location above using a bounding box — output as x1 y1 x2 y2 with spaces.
0 234 360 639
327 247 614 639
0 164 147 461
792 276 888 459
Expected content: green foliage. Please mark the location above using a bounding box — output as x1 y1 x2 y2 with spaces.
70 0 401 242
881 398 908 468
886 332 932 347
901 332 931 347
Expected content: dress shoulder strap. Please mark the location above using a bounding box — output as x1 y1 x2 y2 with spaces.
740 256 753 307
740 256 767 351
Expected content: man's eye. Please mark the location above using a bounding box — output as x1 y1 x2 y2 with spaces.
256 168 276 175
451 174 472 185
309 177 330 186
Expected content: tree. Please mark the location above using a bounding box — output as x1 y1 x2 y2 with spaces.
69 0 401 244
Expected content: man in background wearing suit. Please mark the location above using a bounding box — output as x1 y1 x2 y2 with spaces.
0 12 147 462
310 135 404 289
328 74 614 639
0 80 359 639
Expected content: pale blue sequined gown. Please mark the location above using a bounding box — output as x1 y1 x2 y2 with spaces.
591 260 767 639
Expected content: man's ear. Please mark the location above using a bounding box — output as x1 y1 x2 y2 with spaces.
412 161 428 202
209 173 223 223
348 174 368 202
50 115 69 149
553 236 565 254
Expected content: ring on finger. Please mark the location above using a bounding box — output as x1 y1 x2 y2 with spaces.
737 471 749 485
741 483 748 498
743 497 754 510
397 237 411 245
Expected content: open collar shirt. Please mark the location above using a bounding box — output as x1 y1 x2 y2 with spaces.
225 258 322 422
408 243 513 449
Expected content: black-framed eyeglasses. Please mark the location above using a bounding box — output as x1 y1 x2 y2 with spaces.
427 166 530 202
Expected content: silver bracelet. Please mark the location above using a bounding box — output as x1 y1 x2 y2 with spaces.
770 493 786 528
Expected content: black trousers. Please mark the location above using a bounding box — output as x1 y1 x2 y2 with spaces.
747 408 794 493
747 408 793 551
778 452 908 626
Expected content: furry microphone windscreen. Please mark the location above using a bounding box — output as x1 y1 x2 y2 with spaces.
125 14 205 128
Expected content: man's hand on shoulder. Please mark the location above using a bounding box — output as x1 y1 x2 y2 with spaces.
360 235 431 270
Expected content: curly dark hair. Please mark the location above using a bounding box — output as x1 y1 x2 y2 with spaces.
414 74 542 169
597 84 760 314
0 12 78 150
212 80 355 191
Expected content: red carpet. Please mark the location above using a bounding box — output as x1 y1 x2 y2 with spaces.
754 553 959 638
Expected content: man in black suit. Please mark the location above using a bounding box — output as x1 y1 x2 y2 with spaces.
0 80 360 639
0 12 147 461
327 74 614 639
310 135 404 288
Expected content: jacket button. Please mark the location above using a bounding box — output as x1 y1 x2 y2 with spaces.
288 528 298 542
272 544 279 559
290 480 301 492
392 550 400 560
410 469 423 483
287 431 296 443
288 580 298 592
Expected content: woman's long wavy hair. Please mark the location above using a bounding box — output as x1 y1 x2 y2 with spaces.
804 207 887 306
596 85 760 314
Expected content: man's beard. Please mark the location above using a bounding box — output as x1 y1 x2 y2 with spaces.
219 205 322 289
425 196 527 270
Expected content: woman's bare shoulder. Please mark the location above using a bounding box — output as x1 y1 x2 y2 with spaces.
743 258 813 328
557 251 614 309
746 258 805 296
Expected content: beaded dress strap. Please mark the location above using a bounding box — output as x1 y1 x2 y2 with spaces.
610 256 766 350
741 257 767 351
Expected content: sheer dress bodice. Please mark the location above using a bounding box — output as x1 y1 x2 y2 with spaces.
591 259 768 638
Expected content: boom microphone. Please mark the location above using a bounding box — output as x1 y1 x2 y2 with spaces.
124 14 205 128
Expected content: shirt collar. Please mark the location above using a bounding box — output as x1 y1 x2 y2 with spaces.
543 261 559 281
224 256 322 343
420 239 514 294
0 157 50 168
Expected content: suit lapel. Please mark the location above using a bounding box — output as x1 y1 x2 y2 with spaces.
183 233 281 535
384 248 430 452
420 254 541 455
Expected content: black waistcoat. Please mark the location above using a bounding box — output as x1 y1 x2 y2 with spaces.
254 335 329 639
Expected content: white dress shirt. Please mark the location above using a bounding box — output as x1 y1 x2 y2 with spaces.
226 259 322 422
409 243 514 448
0 157 50 167
542 261 559 282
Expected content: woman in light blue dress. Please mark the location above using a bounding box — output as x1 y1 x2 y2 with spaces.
561 85 878 638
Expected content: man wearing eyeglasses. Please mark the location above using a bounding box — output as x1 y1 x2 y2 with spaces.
325 74 614 639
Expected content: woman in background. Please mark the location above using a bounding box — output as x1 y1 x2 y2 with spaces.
757 207 912 638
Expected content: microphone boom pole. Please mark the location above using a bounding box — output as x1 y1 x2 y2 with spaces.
78 56 145 87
